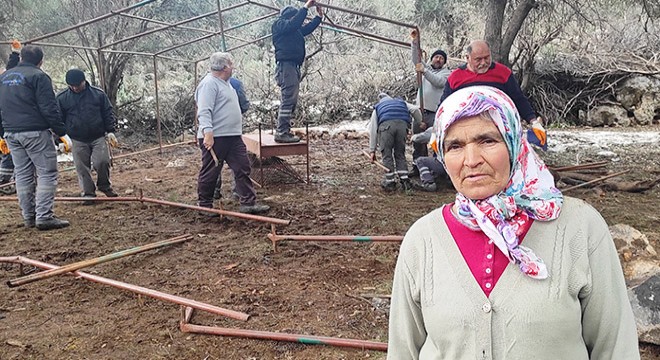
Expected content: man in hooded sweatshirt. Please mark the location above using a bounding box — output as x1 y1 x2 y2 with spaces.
271 0 323 143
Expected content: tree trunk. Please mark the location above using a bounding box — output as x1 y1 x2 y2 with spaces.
500 0 538 67
484 0 507 62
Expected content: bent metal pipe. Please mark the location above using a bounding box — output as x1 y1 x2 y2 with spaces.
0 256 249 321
180 306 387 352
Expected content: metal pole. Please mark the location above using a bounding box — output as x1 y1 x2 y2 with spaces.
118 12 218 34
268 234 403 242
25 0 158 43
249 1 411 47
216 0 227 51
296 0 416 29
99 2 249 51
194 62 199 136
0 256 250 321
155 12 278 56
28 42 97 50
181 320 387 352
153 56 163 154
226 34 273 52
0 196 142 203
8 234 193 288
411 27 424 112
141 197 290 225
0 195 290 225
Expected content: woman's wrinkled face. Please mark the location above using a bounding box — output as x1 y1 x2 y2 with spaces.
443 114 511 200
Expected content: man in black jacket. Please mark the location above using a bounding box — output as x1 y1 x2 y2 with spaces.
271 0 323 143
0 45 70 230
57 69 118 204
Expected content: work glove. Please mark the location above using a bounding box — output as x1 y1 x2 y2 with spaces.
58 135 72 153
11 40 21 53
106 133 118 148
0 138 9 155
526 117 547 151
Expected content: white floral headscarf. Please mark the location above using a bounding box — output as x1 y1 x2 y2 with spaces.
433 86 563 280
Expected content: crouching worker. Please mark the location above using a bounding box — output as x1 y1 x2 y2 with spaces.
410 129 449 192
368 93 421 193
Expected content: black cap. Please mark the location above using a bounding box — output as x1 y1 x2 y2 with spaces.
65 69 85 85
430 49 447 63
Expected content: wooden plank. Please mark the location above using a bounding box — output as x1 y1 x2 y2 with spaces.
242 134 308 158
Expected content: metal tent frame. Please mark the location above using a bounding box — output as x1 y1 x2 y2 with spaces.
3 0 421 152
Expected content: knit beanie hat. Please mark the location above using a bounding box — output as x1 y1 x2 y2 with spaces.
65 69 85 85
280 6 297 18
430 49 447 63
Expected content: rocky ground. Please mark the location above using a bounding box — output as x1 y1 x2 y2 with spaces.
0 125 658 359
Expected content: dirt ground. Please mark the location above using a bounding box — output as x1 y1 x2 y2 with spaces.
1 125 659 359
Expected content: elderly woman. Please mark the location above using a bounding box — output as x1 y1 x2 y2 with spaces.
387 86 639 359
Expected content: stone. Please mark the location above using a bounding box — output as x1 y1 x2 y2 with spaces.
633 92 660 125
609 223 655 255
585 105 630 127
628 275 660 345
625 259 660 282
616 76 660 125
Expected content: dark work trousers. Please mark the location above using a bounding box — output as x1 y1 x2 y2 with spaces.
378 120 409 185
0 152 14 182
415 156 447 185
71 137 112 196
197 136 256 208
412 110 435 160
275 61 301 135
5 130 58 222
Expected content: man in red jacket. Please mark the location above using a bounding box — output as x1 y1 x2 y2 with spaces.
440 40 547 149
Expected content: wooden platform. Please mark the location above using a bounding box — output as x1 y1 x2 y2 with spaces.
242 133 309 186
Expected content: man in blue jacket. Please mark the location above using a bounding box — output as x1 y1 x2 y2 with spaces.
57 69 119 204
271 0 323 143
368 93 422 193
0 45 71 230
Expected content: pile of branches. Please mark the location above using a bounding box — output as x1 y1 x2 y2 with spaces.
528 50 660 125
550 161 660 193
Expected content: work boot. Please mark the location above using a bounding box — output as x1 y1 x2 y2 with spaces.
239 203 270 214
100 188 119 197
417 182 437 192
401 179 414 195
274 132 300 143
24 218 35 228
380 180 397 192
82 194 96 206
213 187 223 200
408 165 420 178
36 216 70 231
